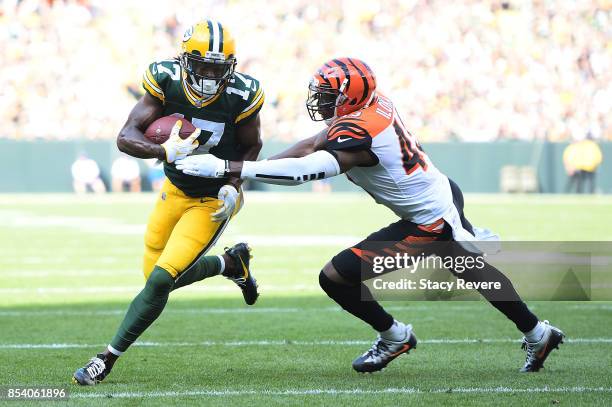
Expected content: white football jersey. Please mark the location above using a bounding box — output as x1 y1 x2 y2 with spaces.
324 93 499 251
325 93 454 226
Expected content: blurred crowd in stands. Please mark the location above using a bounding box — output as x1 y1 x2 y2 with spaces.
1 0 610 142
71 153 163 194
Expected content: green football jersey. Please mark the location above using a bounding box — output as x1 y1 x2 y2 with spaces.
142 58 264 197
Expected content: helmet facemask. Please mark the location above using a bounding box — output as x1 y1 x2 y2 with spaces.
181 51 236 98
306 80 347 122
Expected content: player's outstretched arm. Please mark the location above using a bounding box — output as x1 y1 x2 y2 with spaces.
231 151 341 185
175 149 375 185
268 129 329 160
117 93 166 160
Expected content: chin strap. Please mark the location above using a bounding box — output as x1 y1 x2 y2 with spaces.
181 71 217 106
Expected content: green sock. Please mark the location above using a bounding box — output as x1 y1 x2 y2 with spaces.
110 266 174 353
172 255 222 290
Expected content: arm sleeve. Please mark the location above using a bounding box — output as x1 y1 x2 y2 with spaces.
240 150 340 185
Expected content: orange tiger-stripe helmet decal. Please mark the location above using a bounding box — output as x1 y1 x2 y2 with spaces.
306 57 377 121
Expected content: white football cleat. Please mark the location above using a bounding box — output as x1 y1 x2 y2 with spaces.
352 323 417 373
520 320 565 372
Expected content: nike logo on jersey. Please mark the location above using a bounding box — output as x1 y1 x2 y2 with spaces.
337 137 352 143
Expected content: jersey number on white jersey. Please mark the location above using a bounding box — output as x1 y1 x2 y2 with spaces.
393 114 428 175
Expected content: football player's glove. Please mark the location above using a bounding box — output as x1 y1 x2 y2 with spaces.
212 184 239 222
161 120 200 163
175 154 227 178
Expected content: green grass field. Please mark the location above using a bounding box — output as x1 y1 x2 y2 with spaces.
1 193 611 406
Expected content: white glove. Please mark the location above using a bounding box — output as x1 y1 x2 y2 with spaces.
212 184 239 222
161 120 201 163
175 154 228 178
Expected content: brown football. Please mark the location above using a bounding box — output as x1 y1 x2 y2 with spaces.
144 116 197 144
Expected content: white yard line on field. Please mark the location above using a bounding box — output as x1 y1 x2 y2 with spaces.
0 268 321 278
0 212 145 235
0 269 136 278
0 307 302 317
1 338 611 350
1 209 360 243
0 305 486 317
14 257 121 265
0 285 319 295
67 386 612 398
3 283 611 295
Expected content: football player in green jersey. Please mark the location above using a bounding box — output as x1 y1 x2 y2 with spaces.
73 20 263 385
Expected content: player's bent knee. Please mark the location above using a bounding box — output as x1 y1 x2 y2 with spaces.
319 270 336 296
319 270 351 303
146 266 175 295
154 261 180 279
321 262 353 286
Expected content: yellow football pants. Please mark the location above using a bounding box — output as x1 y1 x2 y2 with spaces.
143 179 242 279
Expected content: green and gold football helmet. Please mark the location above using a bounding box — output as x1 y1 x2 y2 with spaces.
180 20 237 103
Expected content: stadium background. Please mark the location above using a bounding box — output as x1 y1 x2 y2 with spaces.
0 0 610 193
1 0 611 405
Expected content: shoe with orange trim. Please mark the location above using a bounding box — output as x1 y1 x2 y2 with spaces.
222 243 259 305
352 323 417 373
520 320 565 372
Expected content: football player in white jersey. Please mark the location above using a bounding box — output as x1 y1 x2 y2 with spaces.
175 57 565 373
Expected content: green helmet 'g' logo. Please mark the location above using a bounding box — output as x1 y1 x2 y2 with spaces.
183 26 194 42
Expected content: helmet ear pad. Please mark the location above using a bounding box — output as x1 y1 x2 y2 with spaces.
335 95 360 117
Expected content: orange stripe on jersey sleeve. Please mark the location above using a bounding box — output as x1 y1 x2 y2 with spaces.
328 95 394 140
327 119 370 140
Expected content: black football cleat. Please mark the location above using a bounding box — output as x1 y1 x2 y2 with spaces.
520 320 565 372
223 243 259 305
72 354 111 385
352 323 417 373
